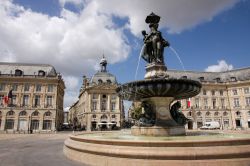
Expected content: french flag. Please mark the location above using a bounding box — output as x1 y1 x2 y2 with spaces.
4 90 13 105
187 98 191 108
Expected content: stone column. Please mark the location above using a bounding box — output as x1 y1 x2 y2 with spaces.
0 114 6 131
107 95 111 111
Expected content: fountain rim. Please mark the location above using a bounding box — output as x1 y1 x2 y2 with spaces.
68 131 250 147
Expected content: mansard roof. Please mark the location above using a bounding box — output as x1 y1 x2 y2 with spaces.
166 67 250 83
0 62 57 77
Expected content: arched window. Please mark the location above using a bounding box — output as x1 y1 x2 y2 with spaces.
205 111 210 116
248 111 250 116
101 114 108 120
38 70 45 76
92 115 96 119
32 111 39 116
214 112 219 116
15 69 23 76
44 111 51 117
19 111 27 116
236 111 241 116
7 111 15 116
196 111 202 117
223 111 228 116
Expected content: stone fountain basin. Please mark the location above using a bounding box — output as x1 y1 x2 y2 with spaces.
64 131 250 166
117 78 202 101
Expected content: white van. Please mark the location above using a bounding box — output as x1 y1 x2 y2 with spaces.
200 121 220 130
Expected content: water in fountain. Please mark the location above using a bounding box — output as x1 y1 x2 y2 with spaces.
135 46 144 80
169 46 186 72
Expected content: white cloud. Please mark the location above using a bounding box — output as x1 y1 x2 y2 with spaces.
205 60 233 72
59 0 85 7
0 0 239 107
91 0 239 35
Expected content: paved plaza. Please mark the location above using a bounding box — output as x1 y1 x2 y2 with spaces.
0 132 85 166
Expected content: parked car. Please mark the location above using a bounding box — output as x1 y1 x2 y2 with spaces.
200 121 220 130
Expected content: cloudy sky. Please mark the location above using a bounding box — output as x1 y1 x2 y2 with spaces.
0 0 250 110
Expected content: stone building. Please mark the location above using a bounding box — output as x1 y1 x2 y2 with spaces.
69 57 124 131
129 68 250 130
0 62 65 133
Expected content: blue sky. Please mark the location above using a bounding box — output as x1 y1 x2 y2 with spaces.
1 0 250 108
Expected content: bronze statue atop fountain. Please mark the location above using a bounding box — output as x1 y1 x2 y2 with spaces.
141 12 170 64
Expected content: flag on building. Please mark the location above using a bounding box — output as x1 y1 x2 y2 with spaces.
187 98 191 108
4 89 13 105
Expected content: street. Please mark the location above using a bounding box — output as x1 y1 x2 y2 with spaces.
0 132 85 166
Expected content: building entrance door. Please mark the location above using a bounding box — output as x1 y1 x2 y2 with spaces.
235 119 241 128
188 121 193 129
18 119 27 131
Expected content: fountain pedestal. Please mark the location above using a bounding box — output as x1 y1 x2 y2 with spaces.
144 63 167 79
131 97 186 136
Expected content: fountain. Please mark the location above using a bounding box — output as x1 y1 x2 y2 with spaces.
64 13 250 166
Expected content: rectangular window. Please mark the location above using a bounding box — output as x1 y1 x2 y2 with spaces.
92 94 98 99
234 98 240 107
111 102 116 110
221 98 225 108
232 89 238 95
12 84 18 91
46 96 53 106
195 98 199 108
36 84 41 92
34 95 40 107
212 90 215 96
219 90 223 96
23 95 29 106
48 84 53 92
111 95 116 100
0 83 5 91
212 99 216 109
92 101 97 110
244 88 249 94
204 98 208 108
203 90 206 95
0 95 4 106
101 100 106 111
12 95 17 105
24 84 30 91
246 97 250 106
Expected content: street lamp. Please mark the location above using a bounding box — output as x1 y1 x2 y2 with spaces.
28 115 30 134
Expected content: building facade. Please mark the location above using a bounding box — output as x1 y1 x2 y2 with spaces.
69 57 124 131
0 62 65 133
129 68 250 130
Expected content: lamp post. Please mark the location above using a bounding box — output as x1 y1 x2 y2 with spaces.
27 116 30 134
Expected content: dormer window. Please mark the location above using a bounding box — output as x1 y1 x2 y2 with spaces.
182 76 187 79
230 77 237 82
215 77 221 82
38 70 45 76
15 69 23 76
107 79 112 84
199 77 204 81
98 79 103 84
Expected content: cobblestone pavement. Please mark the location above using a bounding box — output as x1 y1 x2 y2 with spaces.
0 132 85 166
